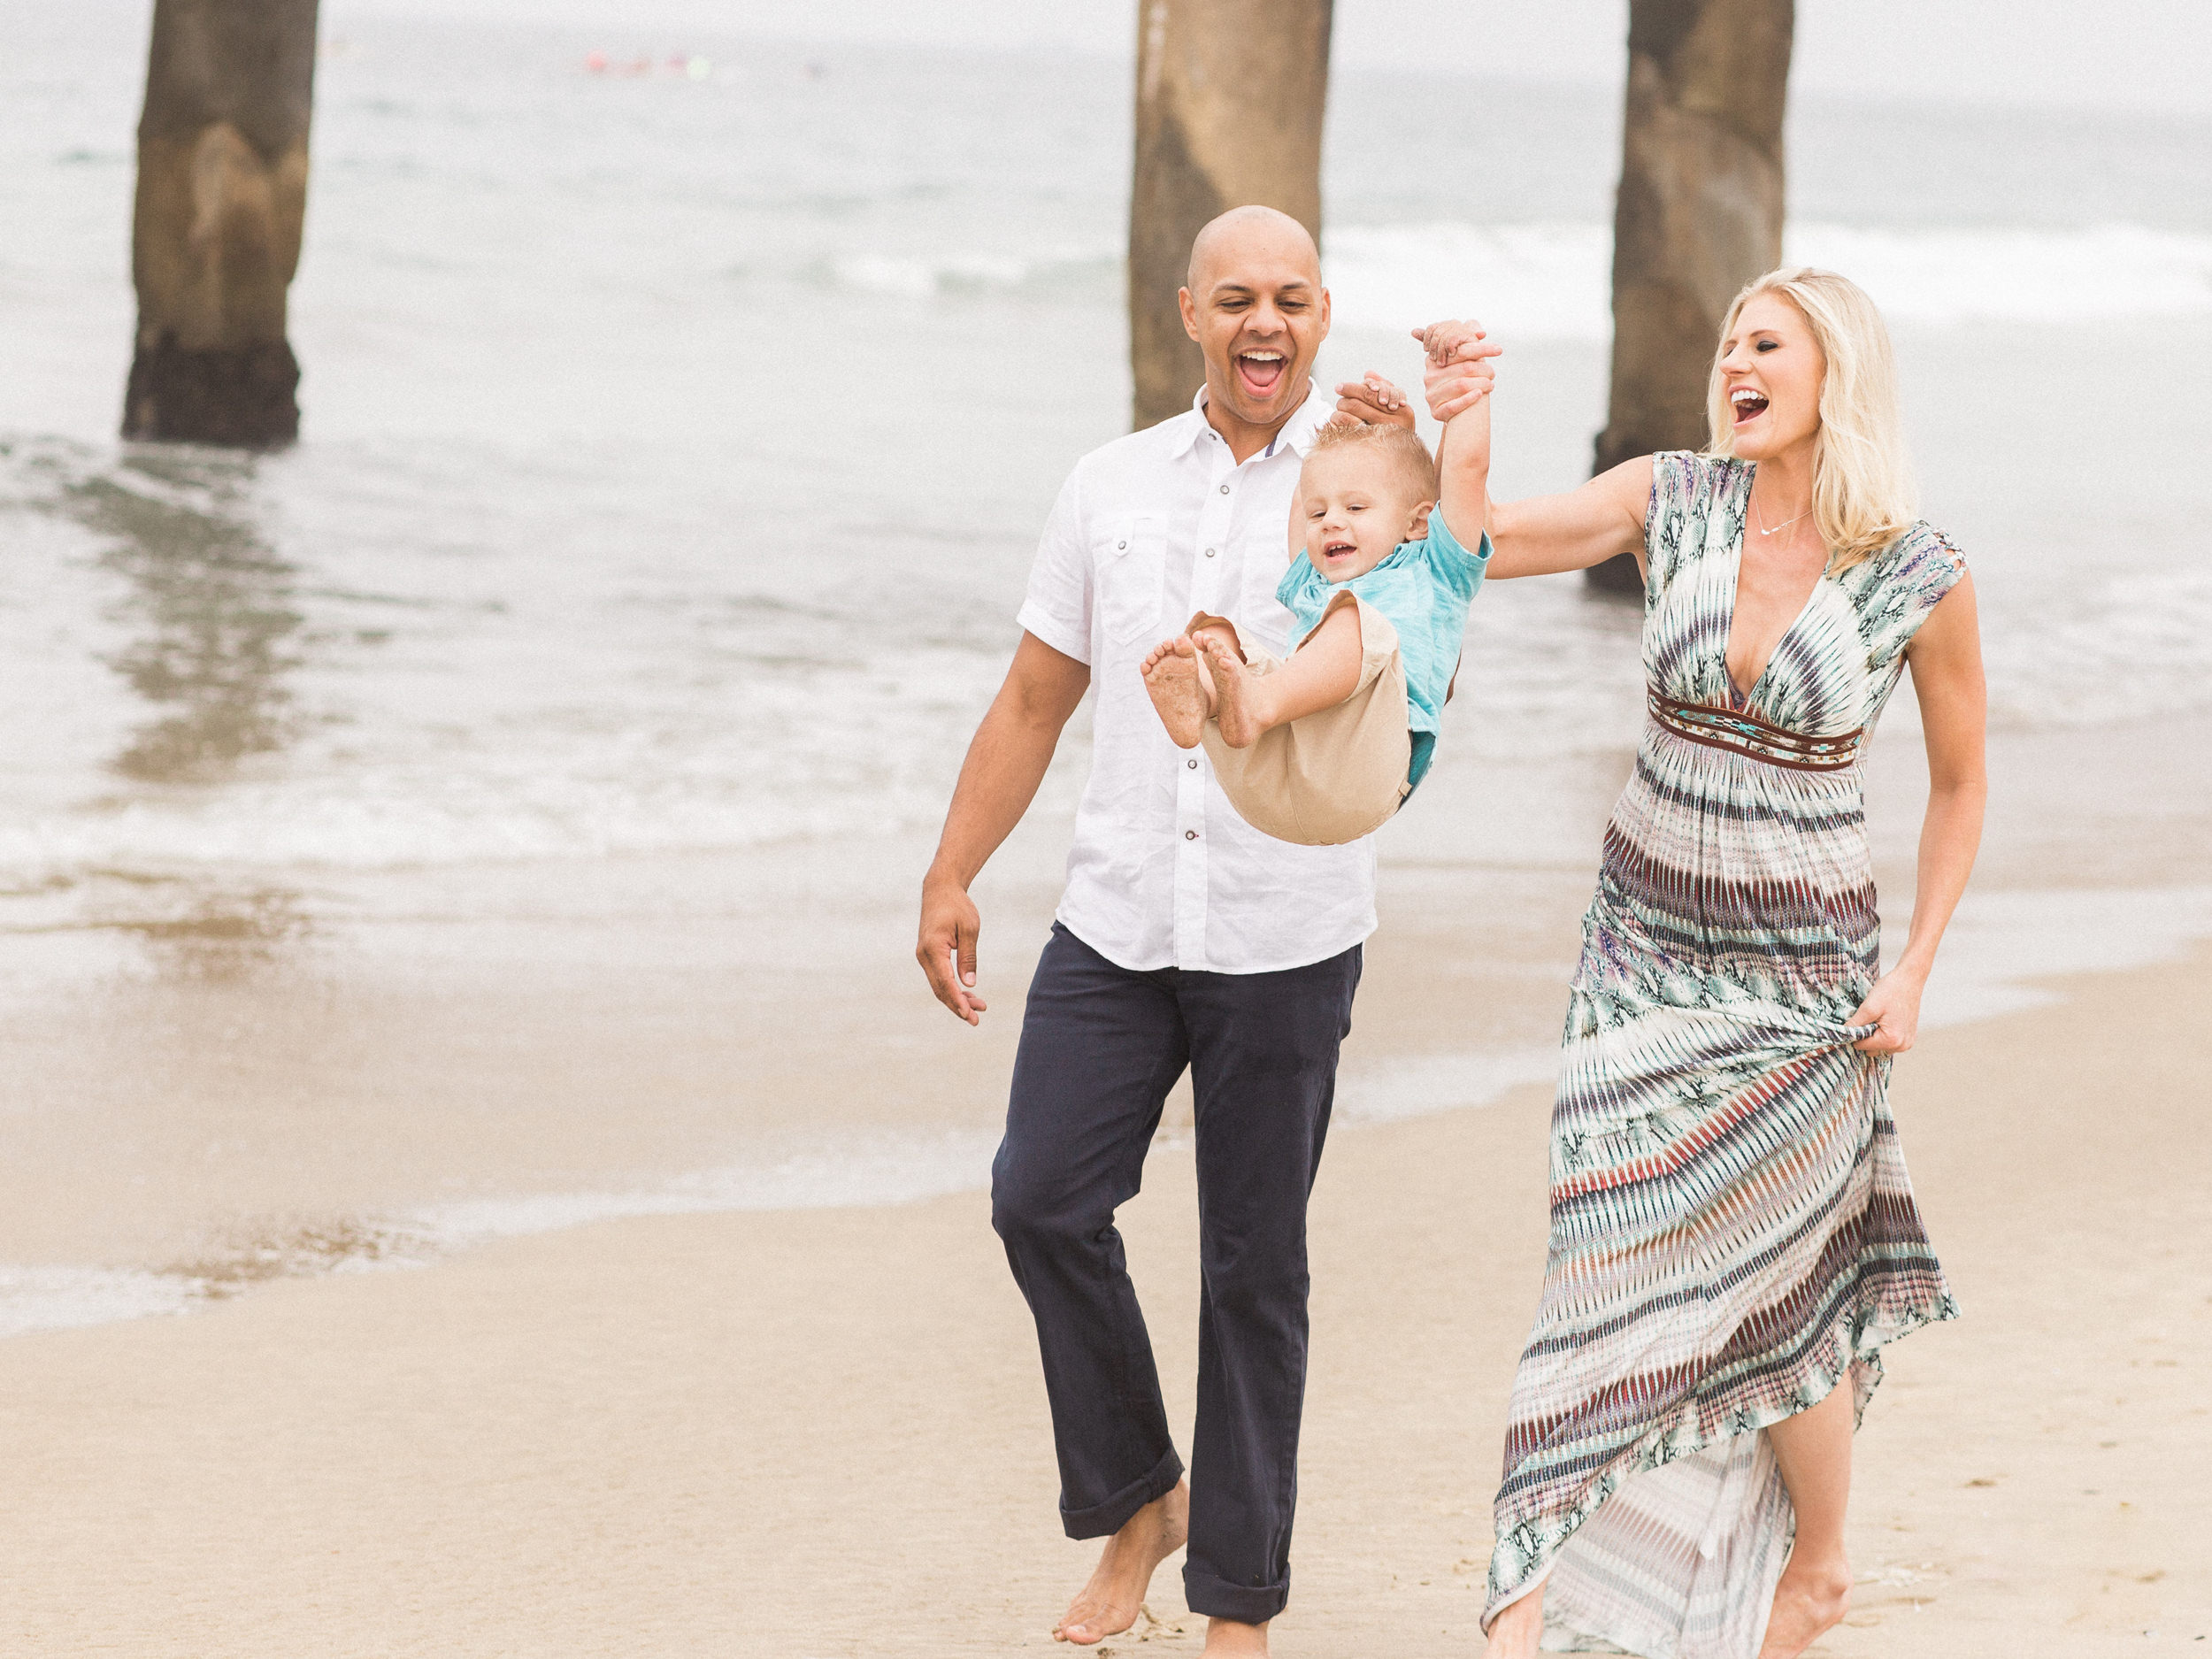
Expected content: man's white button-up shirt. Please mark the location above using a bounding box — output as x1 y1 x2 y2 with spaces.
1015 380 1378 974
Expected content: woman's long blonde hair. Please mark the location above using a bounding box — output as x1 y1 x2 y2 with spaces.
1704 266 1917 572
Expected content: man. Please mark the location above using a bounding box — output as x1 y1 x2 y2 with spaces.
916 206 1409 1657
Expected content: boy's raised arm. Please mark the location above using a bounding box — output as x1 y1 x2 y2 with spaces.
1413 319 1495 550
1420 322 1650 580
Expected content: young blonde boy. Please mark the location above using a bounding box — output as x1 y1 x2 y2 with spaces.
1141 319 1498 844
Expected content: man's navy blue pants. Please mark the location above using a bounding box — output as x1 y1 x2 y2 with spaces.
990 922 1363 1625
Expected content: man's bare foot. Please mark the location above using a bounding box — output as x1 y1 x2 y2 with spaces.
1054 1483 1190 1645
1200 1616 1270 1656
1756 1553 1852 1658
1201 636 1268 749
1482 1586 1544 1657
1142 638 1210 749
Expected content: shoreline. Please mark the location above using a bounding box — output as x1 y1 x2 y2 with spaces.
2 850 2208 1339
1 946 2204 1655
4 846 2211 1342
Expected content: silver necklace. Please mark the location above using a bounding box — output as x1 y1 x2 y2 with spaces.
1752 495 1811 539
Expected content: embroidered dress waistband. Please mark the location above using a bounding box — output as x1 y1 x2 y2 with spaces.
1648 692 1863 772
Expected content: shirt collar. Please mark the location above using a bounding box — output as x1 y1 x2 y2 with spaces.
1170 375 1333 462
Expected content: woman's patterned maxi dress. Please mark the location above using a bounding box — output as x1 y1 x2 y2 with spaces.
1485 454 1968 1657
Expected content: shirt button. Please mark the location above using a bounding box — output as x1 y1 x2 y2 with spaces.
1116 539 1126 550
1203 547 1216 557
1219 484 1231 495
1187 757 1198 769
1185 829 1198 840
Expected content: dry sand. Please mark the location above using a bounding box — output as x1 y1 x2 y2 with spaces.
1 946 2205 1657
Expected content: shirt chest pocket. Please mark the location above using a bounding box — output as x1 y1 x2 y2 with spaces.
1097 514 1166 644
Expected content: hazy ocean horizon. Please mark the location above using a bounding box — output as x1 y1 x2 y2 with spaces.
3 5 2209 1336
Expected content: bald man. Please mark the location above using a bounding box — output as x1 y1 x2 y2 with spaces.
917 207 1411 1657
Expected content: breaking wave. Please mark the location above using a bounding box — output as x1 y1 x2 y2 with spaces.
825 221 2212 338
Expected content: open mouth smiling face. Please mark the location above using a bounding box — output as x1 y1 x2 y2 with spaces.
1302 482 1397 580
1717 292 1825 456
1181 212 1328 424
1235 345 1287 402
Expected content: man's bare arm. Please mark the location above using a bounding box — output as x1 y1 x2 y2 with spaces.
917 632 1092 1025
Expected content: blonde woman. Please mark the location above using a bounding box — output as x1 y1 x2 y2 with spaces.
1426 270 1986 1658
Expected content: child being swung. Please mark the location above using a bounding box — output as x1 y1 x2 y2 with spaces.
1141 318 1498 845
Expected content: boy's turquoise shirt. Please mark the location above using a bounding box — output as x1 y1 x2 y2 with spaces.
1274 510 1492 792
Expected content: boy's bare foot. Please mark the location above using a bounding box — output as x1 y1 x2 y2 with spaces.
1201 635 1266 749
1201 1616 1270 1656
1054 1483 1190 1645
1755 1553 1852 1658
1482 1587 1544 1657
1142 638 1210 749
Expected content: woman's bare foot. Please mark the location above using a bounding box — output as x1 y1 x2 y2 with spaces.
1482 1586 1545 1657
1201 1616 1270 1656
1756 1553 1852 1658
1054 1483 1190 1645
1141 638 1210 749
1201 636 1268 749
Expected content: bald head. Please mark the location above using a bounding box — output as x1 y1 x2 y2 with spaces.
1177 204 1331 441
1187 204 1321 293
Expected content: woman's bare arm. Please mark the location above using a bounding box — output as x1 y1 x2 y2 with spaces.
1849 573 1988 1053
1423 352 1651 580
1486 460 1654 580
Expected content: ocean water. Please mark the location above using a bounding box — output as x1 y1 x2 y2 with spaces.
3 6 2210 1333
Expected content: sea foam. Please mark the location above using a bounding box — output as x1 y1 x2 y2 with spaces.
0 1265 203 1340
826 221 2212 339
5 883 2208 1343
1325 220 2212 337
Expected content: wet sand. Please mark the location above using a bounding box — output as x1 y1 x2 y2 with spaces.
5 690 2207 1299
2 941 2203 1656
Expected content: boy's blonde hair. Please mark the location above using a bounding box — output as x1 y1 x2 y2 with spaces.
1303 419 1438 503
1703 266 1918 573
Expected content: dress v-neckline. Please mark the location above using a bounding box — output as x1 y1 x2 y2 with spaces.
1722 466 1826 707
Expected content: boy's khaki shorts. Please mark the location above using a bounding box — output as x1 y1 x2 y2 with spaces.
1192 591 1412 847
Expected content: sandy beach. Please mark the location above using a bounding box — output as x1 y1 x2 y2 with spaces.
3 13 2208 1655
3 933 2201 1657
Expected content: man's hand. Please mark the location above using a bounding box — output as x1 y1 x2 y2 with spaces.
1331 373 1417 430
1415 319 1500 422
913 631 1087 1026
918 868 988 1025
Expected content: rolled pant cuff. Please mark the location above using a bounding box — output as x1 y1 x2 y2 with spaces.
1182 1565 1290 1624
1059 1446 1185 1540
